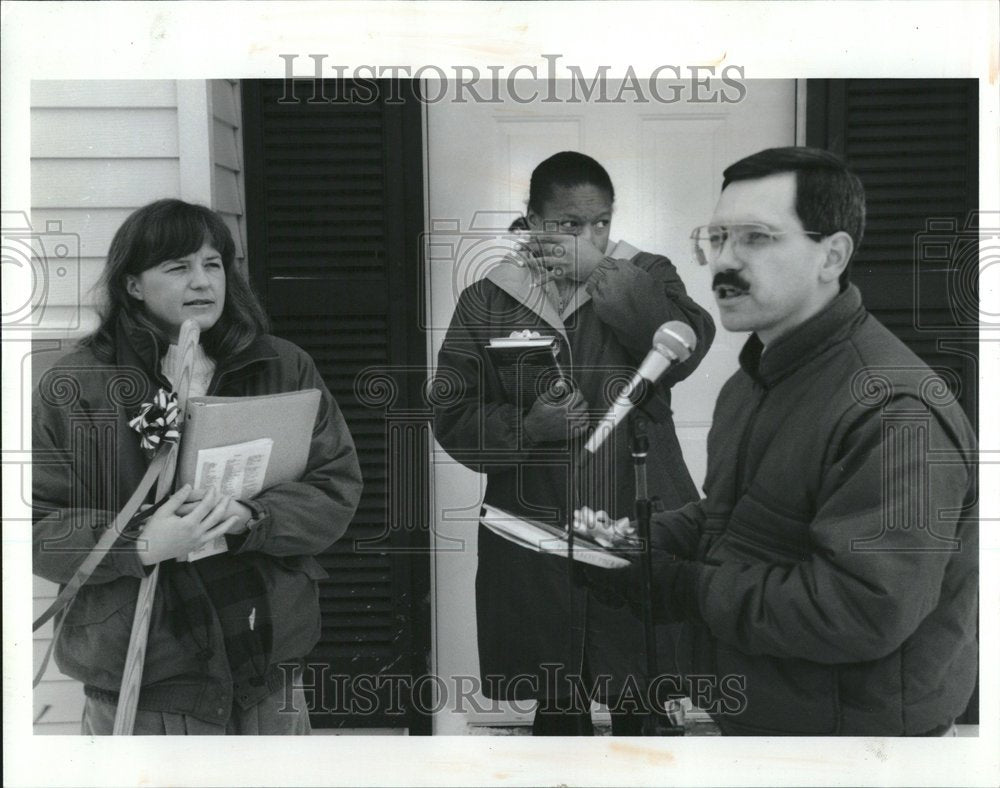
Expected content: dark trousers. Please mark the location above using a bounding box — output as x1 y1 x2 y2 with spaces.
532 690 647 736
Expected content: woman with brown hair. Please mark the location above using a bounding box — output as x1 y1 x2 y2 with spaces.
33 199 363 734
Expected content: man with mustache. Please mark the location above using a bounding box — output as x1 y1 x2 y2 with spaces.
576 147 978 736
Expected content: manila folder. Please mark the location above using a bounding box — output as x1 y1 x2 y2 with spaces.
176 389 321 492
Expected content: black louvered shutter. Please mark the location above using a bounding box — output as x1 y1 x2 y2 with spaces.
807 79 979 425
807 79 978 725
242 80 430 731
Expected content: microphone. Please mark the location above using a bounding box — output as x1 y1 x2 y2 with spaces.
583 321 696 454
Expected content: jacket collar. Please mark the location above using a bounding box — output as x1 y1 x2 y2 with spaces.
116 312 170 384
115 312 277 389
483 239 642 342
738 284 866 387
483 257 565 339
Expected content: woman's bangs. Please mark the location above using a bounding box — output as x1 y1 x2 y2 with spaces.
133 207 229 272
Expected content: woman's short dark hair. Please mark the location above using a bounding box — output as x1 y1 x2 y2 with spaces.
527 151 615 214
82 199 270 361
722 146 866 289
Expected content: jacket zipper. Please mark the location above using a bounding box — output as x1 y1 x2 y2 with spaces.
563 334 575 380
735 382 768 497
691 380 768 697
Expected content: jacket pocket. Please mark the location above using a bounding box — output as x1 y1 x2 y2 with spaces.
62 579 136 625
56 579 139 684
259 556 325 664
293 555 329 581
714 644 840 734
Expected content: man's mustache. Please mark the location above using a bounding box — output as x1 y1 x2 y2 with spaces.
712 270 751 292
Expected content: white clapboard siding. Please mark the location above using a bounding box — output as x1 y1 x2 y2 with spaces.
29 257 104 315
31 109 180 159
31 81 185 337
211 80 247 267
212 117 241 172
211 79 240 127
33 578 86 733
30 208 135 258
215 172 244 223
32 80 177 108
32 159 182 210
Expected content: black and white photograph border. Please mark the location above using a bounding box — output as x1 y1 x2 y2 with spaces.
2 2 998 787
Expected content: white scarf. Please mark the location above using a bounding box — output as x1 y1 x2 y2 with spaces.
160 342 216 398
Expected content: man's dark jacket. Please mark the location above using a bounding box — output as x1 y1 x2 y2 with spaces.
655 285 978 735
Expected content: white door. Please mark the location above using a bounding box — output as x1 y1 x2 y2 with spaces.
425 80 796 733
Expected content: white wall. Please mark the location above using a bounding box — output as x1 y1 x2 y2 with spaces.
29 79 243 734
30 80 181 338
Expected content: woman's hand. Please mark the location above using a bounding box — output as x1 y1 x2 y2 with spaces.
176 488 253 534
572 506 637 548
523 233 607 284
136 485 243 565
523 385 589 443
511 236 559 286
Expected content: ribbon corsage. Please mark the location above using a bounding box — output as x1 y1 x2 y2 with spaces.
129 388 181 451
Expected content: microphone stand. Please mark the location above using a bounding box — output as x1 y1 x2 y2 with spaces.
570 378 687 736
565 429 593 735
630 413 685 736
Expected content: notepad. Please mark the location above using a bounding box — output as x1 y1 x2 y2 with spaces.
486 333 566 410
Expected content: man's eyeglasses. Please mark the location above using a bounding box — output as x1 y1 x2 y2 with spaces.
690 223 824 266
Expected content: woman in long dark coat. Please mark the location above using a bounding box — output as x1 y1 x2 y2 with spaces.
432 151 715 735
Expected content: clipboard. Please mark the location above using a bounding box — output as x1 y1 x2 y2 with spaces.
480 504 632 569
